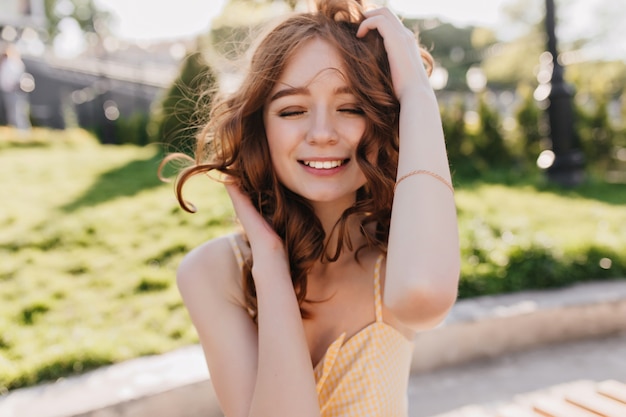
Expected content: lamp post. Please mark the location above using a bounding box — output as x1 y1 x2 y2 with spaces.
543 0 585 186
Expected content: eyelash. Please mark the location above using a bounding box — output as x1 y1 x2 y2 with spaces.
279 110 305 117
278 108 364 118
339 108 365 115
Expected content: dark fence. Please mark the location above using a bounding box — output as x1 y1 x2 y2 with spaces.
17 54 175 139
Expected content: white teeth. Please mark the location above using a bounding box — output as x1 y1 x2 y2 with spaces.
303 160 344 169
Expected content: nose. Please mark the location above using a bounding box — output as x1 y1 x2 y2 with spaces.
305 108 338 146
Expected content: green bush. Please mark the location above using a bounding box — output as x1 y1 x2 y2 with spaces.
441 94 516 177
514 85 544 163
459 243 625 298
575 97 618 174
440 87 625 180
148 50 218 155
114 112 150 146
471 94 512 169
2 350 115 391
0 126 98 148
440 99 467 168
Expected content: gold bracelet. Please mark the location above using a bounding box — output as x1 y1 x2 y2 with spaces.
394 169 454 193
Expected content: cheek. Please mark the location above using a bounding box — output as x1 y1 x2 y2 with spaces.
265 116 296 147
264 118 282 156
350 120 367 145
265 124 287 162
264 126 292 181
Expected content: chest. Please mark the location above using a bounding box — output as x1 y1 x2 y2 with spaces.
302 262 379 368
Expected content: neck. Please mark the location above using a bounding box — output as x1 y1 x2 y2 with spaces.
309 192 369 262
310 193 357 235
319 212 366 263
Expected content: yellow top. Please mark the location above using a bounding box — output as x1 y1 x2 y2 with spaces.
229 235 414 417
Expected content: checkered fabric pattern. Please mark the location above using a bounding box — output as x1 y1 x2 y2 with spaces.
313 255 413 417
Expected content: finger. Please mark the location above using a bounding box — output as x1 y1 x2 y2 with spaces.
361 6 403 28
363 6 399 20
224 183 278 243
225 183 257 224
356 14 379 38
357 9 409 39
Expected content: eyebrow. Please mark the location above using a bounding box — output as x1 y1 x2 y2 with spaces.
269 85 354 102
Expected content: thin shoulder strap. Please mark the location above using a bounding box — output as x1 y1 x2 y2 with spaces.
373 254 384 322
228 234 245 271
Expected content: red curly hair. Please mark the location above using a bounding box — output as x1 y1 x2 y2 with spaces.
163 0 433 321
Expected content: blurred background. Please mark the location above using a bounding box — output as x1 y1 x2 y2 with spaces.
1 0 625 156
0 0 625 405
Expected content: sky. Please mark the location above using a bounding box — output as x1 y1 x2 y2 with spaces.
87 0 622 61
93 0 512 42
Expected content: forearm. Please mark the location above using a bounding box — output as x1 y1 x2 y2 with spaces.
397 87 452 179
223 185 320 416
385 87 460 327
248 263 320 417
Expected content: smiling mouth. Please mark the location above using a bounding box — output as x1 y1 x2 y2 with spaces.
300 159 348 169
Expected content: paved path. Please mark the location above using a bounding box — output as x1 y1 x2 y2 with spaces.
408 332 626 416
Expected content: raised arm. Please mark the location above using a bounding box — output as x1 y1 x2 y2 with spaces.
224 183 321 417
177 183 321 417
357 7 461 330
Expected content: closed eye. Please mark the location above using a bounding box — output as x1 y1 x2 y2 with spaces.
338 107 365 115
278 109 306 118
277 106 307 118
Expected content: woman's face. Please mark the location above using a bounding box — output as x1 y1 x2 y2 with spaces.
263 37 367 211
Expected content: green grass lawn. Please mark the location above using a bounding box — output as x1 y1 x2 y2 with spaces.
0 128 625 392
0 129 234 391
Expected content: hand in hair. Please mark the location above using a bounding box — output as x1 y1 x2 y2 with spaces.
356 7 432 101
225 182 290 283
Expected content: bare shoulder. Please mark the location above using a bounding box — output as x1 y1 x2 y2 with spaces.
177 233 246 307
176 233 258 417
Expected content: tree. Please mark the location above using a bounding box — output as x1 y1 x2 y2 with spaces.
207 0 291 59
43 0 111 41
149 51 218 155
403 18 497 91
481 31 544 88
483 0 626 89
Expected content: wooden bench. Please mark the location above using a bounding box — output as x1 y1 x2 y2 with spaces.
437 380 626 417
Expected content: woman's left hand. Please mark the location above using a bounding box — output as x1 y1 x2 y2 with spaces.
356 7 430 100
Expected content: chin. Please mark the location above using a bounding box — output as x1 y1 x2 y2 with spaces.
301 190 359 206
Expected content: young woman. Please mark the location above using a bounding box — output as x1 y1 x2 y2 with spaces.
165 0 460 415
